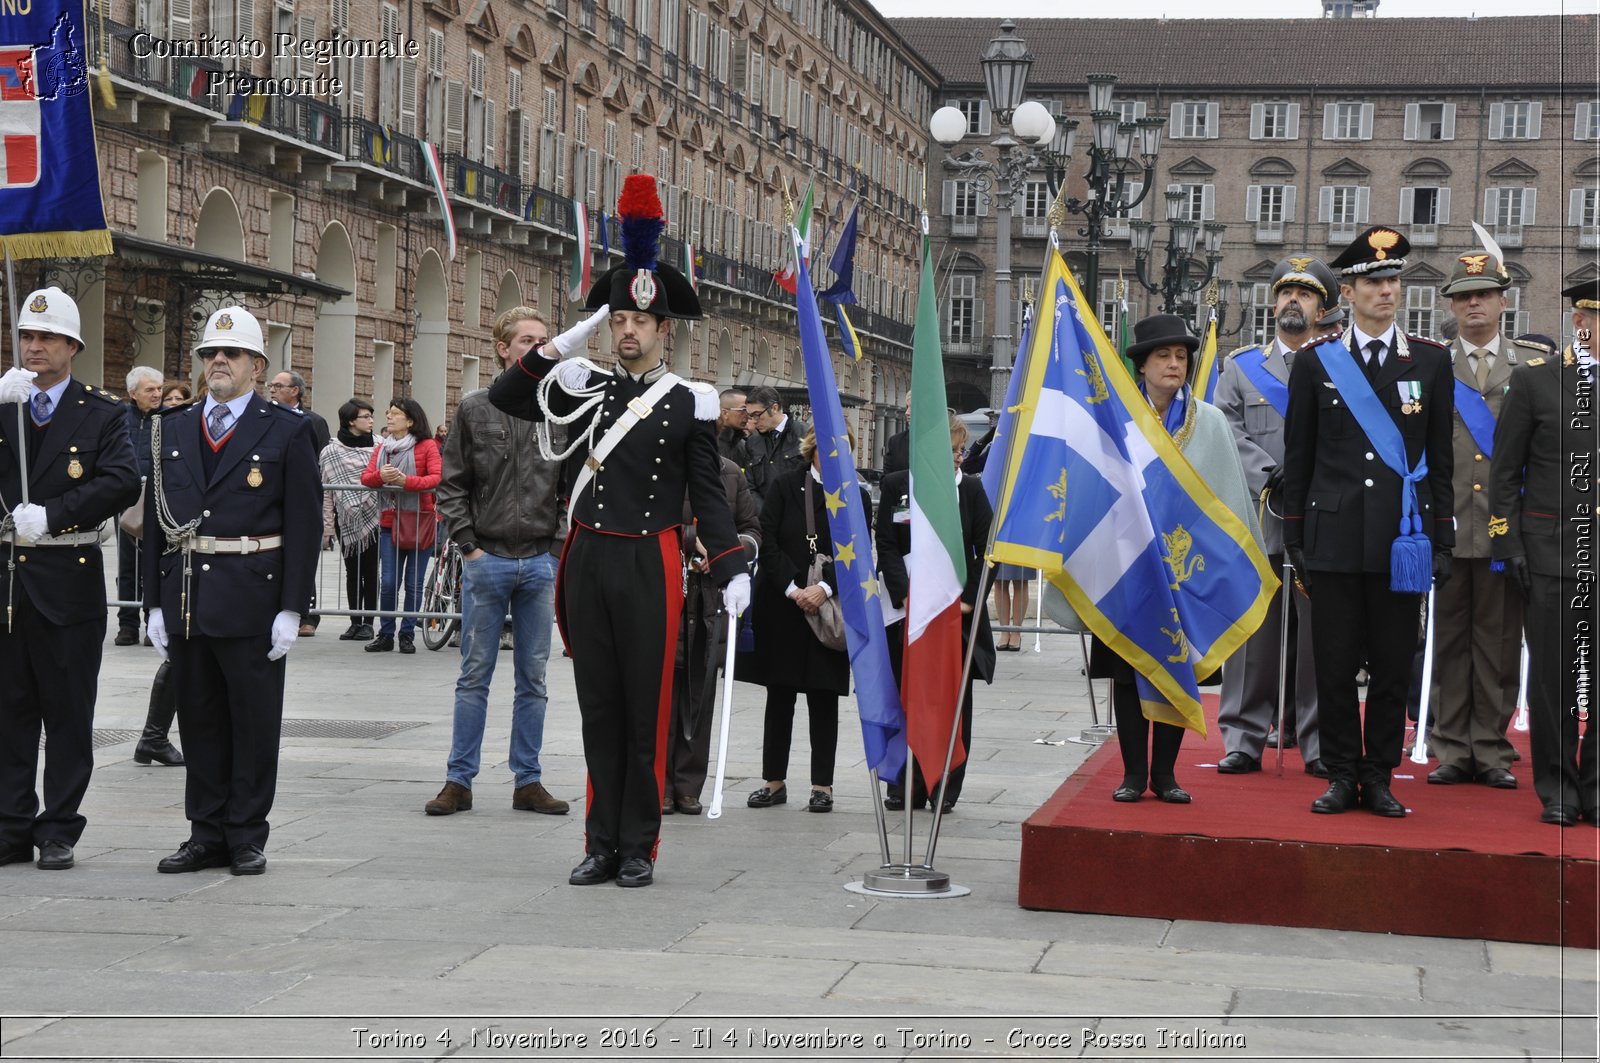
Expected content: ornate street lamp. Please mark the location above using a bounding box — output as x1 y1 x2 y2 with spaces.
1130 196 1226 314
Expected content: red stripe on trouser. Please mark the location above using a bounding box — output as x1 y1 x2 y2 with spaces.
649 531 684 861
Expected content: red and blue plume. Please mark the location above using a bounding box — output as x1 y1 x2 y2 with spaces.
618 174 666 272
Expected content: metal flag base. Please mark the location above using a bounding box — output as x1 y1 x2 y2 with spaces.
1071 724 1115 746
848 864 970 899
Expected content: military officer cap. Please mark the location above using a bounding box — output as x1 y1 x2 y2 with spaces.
1561 278 1600 312
1270 255 1339 310
585 174 703 321
1328 226 1410 279
1441 247 1511 297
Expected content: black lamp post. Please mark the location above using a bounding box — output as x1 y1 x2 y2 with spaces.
1130 190 1226 314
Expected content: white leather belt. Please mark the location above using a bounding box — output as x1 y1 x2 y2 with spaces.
189 534 282 555
1 530 101 546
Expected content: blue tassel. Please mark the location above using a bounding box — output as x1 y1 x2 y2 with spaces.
1489 559 1505 573
1390 533 1433 594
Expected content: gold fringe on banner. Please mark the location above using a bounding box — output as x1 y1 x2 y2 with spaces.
0 230 114 259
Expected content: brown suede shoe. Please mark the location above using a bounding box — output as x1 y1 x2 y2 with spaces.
424 781 473 816
512 781 570 815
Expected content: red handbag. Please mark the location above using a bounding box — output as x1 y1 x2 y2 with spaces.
393 505 436 551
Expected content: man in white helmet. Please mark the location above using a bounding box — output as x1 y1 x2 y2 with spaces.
142 305 322 876
0 286 141 871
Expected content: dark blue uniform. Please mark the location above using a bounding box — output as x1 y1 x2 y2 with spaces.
141 396 321 852
0 379 140 858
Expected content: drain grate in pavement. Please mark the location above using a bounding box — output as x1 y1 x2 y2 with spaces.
280 719 425 740
39 729 144 751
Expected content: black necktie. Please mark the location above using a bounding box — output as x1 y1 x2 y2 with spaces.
1365 339 1384 385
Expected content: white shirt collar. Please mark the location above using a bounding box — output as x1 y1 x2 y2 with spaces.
1466 334 1502 358
1352 323 1397 357
203 391 254 424
29 375 71 411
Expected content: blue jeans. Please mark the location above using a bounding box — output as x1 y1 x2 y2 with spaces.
446 550 559 788
377 528 433 638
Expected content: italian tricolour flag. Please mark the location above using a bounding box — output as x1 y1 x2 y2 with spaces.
568 199 590 301
901 227 967 786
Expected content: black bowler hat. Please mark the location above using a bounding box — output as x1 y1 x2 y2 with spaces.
1270 255 1340 310
584 175 703 321
1329 225 1411 278
1562 278 1600 311
1125 313 1200 364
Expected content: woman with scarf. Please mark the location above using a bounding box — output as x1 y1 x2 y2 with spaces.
360 398 442 653
1091 315 1262 804
320 398 383 642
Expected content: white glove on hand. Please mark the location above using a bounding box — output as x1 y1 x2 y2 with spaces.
10 502 48 544
723 572 751 616
147 608 169 661
547 304 611 358
267 610 301 662
0 366 36 404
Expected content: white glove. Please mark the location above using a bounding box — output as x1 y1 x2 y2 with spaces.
0 366 36 404
267 610 301 661
147 608 168 661
9 502 47 544
723 572 751 616
547 304 610 358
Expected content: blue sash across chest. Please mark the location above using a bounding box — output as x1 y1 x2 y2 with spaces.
1233 347 1288 418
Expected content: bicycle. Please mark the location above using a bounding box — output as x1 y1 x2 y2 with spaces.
420 537 464 651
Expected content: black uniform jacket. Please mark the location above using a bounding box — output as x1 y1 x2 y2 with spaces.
0 380 140 625
1490 352 1599 579
140 398 323 637
1282 330 1456 571
875 469 996 684
488 352 744 582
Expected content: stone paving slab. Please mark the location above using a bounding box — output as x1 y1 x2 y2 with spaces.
447 944 853 998
1037 939 1423 997
829 961 1234 1014
669 921 1048 973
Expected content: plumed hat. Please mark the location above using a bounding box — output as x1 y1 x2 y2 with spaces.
584 175 703 320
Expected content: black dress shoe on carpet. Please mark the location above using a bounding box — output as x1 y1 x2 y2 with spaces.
616 856 654 887
35 841 73 870
1311 780 1358 814
1361 783 1407 818
1216 752 1260 774
674 796 702 815
1304 758 1330 778
157 840 230 874
230 845 267 875
1478 768 1518 789
1112 786 1142 803
569 853 619 885
1428 763 1472 785
1265 729 1297 749
747 783 786 808
1154 783 1192 804
0 845 32 867
134 739 184 766
365 634 394 653
114 627 138 646
1541 804 1579 827
806 789 833 813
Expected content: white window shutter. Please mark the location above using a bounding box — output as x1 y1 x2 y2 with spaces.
484 99 495 165
519 115 532 183
1284 185 1297 221
1578 102 1594 140
1399 187 1414 224
1572 188 1586 225
1319 186 1332 223
1529 102 1543 138
1246 185 1261 221
1440 103 1456 140
1484 187 1499 220
1403 103 1419 140
236 0 255 41
1248 103 1264 139
974 296 984 345
169 0 192 39
554 132 567 193
1359 102 1374 139
1201 183 1216 220
941 179 954 216
350 52 365 114
444 80 465 154
975 186 988 217
1206 102 1219 137
1356 186 1370 223
1286 103 1300 136
1169 102 1183 136
1437 187 1450 224
1524 187 1537 224
977 100 992 136
398 56 417 135
210 0 233 42
1488 102 1504 139
297 16 316 77
1322 103 1335 138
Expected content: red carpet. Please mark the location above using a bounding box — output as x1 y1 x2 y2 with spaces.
1019 695 1600 947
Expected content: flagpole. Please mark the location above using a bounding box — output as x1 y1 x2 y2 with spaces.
923 559 994 867
6 248 27 507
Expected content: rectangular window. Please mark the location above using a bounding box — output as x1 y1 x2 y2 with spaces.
1400 185 1449 244
1404 102 1456 141
1501 286 1529 337
1255 102 1296 139
947 275 977 349
943 178 984 236
1576 101 1600 140
1170 100 1215 139
1249 282 1274 346
1021 179 1050 236
1111 99 1146 123
1490 100 1542 140
1327 101 1363 139
1404 286 1436 339
1486 186 1536 247
1319 184 1369 242
1247 183 1295 242
1172 183 1214 222
1572 188 1600 248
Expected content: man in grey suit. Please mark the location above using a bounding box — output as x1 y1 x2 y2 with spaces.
1215 256 1335 776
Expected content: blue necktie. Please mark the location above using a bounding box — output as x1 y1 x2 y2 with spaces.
207 404 232 439
30 391 51 424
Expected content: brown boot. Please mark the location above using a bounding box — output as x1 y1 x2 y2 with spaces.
424 782 473 816
512 781 569 815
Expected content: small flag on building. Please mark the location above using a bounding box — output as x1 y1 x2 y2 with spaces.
683 238 697 291
773 178 814 295
419 142 457 262
569 199 590 301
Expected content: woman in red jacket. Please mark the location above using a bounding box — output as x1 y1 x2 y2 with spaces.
360 397 442 653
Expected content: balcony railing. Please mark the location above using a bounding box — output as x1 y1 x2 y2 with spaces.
1579 226 1600 250
346 118 428 184
251 97 342 153
634 33 653 64
446 154 522 215
708 78 724 112
1254 221 1286 244
578 0 597 33
607 14 627 52
522 183 578 232
96 17 224 114
1493 223 1525 249
662 51 679 81
1409 222 1438 246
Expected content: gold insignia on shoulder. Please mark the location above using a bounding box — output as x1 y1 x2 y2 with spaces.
66 458 82 479
1487 515 1508 538
1527 357 1546 367
1459 254 1490 275
1368 229 1401 259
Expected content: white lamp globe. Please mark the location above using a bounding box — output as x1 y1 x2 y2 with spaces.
929 106 969 147
1010 100 1056 146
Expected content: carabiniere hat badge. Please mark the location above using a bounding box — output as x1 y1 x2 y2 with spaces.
629 269 658 308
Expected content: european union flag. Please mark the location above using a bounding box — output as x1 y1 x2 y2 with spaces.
988 246 1275 734
791 225 906 779
819 204 859 305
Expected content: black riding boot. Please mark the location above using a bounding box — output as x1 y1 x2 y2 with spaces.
134 660 184 766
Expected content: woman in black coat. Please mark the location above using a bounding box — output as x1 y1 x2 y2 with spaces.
875 413 996 812
743 429 872 813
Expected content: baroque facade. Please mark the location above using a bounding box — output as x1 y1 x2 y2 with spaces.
82 0 939 460
893 15 1600 407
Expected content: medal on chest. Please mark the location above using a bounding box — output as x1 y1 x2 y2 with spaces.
1397 381 1422 416
247 464 264 488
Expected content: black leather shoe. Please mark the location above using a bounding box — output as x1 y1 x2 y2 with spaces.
1154 783 1192 804
1304 758 1330 779
398 635 416 654
806 789 833 813
1265 729 1297 749
338 625 364 641
0 845 31 867
1216 752 1260 774
1541 804 1579 827
35 841 73 870
747 783 786 808
1112 786 1142 803
569 852 619 885
615 856 654 887
1361 782 1408 818
1428 763 1472 785
230 845 267 875
883 795 905 811
365 634 394 653
158 840 230 874
114 628 138 646
1479 767 1518 789
1311 780 1358 814
674 796 702 815
134 739 184 766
